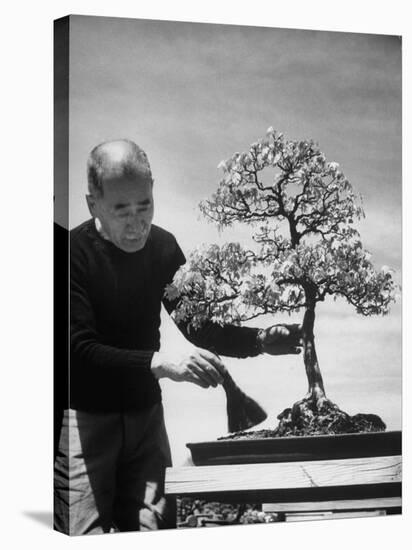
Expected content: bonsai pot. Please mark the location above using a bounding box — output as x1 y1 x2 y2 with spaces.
186 430 402 466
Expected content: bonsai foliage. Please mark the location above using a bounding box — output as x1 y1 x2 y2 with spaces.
166 128 397 414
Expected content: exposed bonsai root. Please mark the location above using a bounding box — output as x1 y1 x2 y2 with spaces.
291 385 328 421
218 394 386 440
277 397 352 437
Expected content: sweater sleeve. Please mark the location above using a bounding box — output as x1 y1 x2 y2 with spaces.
70 245 155 375
162 239 261 359
173 316 261 358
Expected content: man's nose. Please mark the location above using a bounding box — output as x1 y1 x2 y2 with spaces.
126 215 146 231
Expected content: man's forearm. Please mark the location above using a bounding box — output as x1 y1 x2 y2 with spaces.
175 320 261 358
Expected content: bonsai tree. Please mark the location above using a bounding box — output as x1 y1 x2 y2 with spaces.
166 128 397 435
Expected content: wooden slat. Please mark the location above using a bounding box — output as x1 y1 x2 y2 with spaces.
285 510 387 521
171 483 401 504
166 456 401 496
262 496 401 513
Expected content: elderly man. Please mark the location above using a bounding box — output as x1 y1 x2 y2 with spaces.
54 139 302 535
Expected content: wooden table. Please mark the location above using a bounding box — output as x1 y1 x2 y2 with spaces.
165 455 402 523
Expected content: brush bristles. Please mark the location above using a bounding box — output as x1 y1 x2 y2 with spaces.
225 383 267 433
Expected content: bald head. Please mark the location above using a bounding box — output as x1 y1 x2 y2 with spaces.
87 139 153 197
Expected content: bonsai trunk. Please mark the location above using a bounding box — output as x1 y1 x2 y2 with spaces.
301 305 326 405
220 290 387 438
220 293 387 439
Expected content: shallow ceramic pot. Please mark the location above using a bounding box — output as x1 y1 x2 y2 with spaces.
186 430 402 466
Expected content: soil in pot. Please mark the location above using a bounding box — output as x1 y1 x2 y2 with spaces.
219 398 386 441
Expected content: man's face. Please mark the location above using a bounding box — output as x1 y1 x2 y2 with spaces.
88 175 154 253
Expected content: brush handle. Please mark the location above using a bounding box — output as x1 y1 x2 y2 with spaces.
211 349 241 392
221 369 238 391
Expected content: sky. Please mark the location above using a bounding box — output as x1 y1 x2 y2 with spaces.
64 16 402 465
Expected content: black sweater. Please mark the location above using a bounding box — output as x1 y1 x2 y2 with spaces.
70 219 260 412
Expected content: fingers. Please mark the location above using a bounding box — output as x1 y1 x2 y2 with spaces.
161 351 223 388
284 335 302 347
267 325 288 339
285 323 302 334
191 357 221 387
181 348 225 388
196 348 226 381
283 324 302 337
278 325 290 336
270 323 301 334
265 344 302 355
267 324 302 345
186 371 210 389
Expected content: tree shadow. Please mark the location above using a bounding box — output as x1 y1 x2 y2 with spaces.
23 511 53 529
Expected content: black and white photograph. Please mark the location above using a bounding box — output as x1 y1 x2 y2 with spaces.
44 7 410 545
53 14 402 537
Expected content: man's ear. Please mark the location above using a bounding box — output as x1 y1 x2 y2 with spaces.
86 194 96 217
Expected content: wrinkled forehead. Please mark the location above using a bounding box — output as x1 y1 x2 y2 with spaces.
101 175 153 206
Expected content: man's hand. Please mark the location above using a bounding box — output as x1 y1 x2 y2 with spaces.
257 324 303 355
151 347 226 389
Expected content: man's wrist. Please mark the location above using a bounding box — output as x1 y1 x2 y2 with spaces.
151 352 165 379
